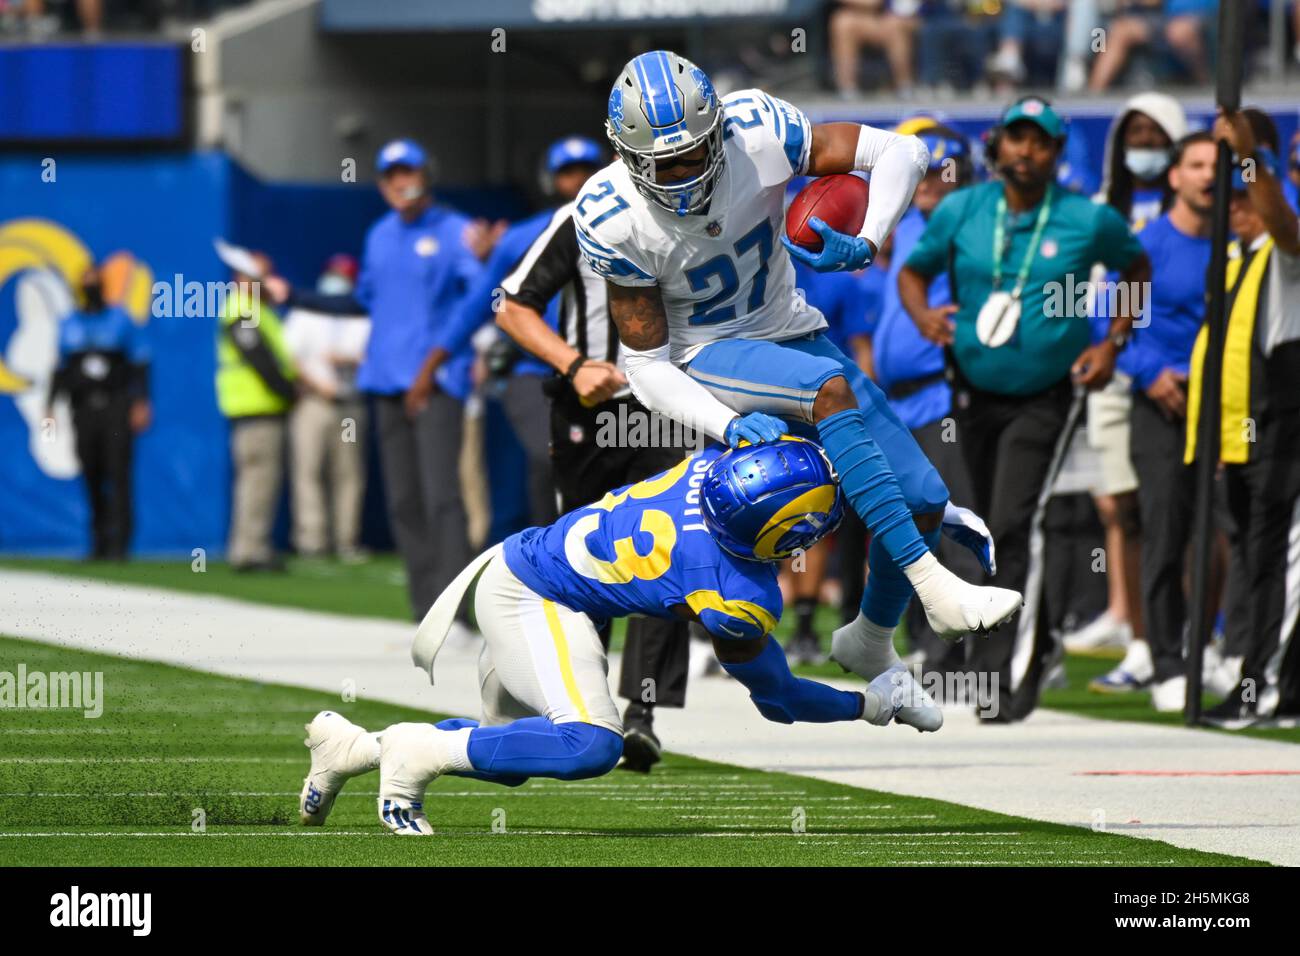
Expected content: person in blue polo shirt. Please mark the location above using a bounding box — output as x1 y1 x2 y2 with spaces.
268 139 484 621
417 137 606 529
899 97 1151 721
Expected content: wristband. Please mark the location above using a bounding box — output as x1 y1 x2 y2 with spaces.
564 356 588 382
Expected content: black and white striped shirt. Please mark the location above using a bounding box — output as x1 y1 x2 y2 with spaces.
501 201 625 376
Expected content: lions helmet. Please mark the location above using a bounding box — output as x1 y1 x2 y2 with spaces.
606 50 724 217
701 438 844 562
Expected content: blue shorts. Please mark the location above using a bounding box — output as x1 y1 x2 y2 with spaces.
685 333 949 514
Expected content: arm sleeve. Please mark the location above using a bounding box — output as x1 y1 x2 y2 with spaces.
854 125 930 251
623 343 737 441
903 191 963 278
228 322 296 403
1093 205 1143 272
502 212 579 313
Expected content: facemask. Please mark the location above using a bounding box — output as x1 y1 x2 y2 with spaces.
83 284 104 311
1124 148 1170 181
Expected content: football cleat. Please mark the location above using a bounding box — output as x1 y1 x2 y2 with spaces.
905 553 1023 640
377 722 457 836
300 710 378 826
1088 639 1153 693
860 665 943 732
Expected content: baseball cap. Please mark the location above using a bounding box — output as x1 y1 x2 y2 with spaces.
1000 97 1065 140
546 136 604 174
376 138 427 173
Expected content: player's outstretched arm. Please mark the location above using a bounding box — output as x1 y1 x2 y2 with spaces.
607 281 741 442
712 633 865 724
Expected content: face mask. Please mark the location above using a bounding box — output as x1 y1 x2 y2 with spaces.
1124 148 1170 181
83 284 104 311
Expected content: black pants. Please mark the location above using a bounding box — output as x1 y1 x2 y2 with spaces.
1130 392 1196 682
551 387 693 710
956 377 1073 721
498 375 557 527
373 393 471 620
73 395 134 559
1223 408 1300 717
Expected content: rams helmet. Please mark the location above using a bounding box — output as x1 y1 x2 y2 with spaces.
701 438 844 562
605 50 724 216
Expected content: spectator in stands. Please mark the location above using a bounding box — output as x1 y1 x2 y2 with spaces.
217 252 296 572
1088 0 1215 91
1066 93 1186 687
1109 132 1215 710
265 139 483 620
915 0 1000 93
1198 109 1300 726
899 97 1150 721
869 119 984 679
45 263 150 560
829 0 920 98
282 254 370 562
988 0 1068 91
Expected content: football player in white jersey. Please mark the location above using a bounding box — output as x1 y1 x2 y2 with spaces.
575 51 1022 692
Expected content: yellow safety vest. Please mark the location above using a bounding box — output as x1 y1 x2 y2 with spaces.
1184 237 1274 465
215 291 295 418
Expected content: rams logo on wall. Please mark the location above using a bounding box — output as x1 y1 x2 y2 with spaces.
0 218 153 479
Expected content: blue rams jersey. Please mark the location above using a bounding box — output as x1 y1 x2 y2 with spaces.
503 445 783 641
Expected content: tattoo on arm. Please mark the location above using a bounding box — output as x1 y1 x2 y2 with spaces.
607 281 669 350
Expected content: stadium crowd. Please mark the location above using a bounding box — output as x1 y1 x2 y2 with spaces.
57 85 1300 742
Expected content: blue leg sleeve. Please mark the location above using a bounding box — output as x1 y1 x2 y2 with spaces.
721 637 864 724
861 526 943 628
466 717 623 781
434 719 528 787
817 408 930 568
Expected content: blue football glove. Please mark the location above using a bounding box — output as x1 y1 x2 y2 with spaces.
941 502 997 577
724 412 786 449
780 217 874 273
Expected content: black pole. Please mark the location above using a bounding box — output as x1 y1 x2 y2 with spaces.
1185 0 1247 724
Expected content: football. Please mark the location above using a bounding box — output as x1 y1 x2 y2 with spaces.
784 174 870 253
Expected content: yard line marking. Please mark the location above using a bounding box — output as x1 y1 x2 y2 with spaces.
1078 769 1300 777
0 756 302 764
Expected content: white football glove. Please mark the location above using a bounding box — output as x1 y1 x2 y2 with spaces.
941 502 997 577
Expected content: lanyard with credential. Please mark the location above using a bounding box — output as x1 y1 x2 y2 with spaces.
991 185 1054 301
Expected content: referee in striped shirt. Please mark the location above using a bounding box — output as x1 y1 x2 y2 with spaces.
496 169 699 772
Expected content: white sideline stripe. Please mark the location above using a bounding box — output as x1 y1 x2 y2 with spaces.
0 829 1016 840
0 757 302 764
7 569 1300 865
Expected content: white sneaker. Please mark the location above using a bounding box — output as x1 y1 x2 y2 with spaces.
1062 613 1131 653
1205 651 1243 699
860 664 943 733
1088 639 1154 693
300 711 379 826
905 553 1023 640
377 722 463 835
1151 675 1187 713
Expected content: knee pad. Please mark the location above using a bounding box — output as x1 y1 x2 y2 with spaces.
559 722 624 778
910 466 950 517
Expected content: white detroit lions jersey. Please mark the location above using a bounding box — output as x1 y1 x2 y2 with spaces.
575 89 828 364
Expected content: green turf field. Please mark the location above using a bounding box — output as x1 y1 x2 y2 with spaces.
0 634 1258 866
4 555 1296 745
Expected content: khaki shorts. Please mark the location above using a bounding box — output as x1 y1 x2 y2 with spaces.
1085 373 1138 497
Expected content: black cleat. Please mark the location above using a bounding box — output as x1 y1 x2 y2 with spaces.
1202 684 1259 729
619 704 661 773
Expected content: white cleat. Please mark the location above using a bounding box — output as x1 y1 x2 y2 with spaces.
906 553 1023 641
860 665 943 732
300 711 378 826
377 722 457 836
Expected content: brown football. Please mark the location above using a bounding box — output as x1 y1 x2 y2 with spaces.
785 174 870 253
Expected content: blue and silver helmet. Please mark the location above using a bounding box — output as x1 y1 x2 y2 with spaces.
701 438 844 562
606 50 724 217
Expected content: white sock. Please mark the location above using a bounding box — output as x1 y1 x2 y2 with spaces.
356 731 382 772
901 551 946 601
442 727 474 774
832 612 902 679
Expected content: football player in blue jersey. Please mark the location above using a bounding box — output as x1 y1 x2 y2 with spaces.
299 438 960 835
570 51 1022 703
